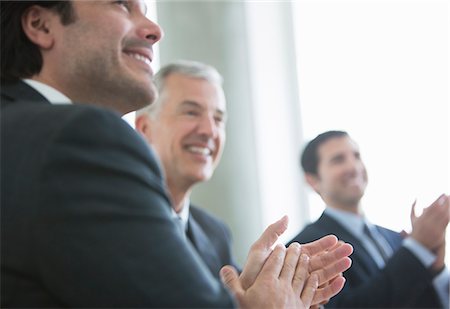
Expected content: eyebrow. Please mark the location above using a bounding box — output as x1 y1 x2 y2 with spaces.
329 153 345 163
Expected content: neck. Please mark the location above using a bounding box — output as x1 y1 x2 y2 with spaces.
29 74 131 115
326 199 362 215
167 180 192 214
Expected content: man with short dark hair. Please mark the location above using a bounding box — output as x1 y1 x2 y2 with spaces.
1 1 352 307
288 130 449 308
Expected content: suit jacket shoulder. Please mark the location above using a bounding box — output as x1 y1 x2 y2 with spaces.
1 81 235 308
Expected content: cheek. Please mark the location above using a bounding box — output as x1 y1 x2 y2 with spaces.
217 135 226 151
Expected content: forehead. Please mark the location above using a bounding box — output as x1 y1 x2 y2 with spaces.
317 136 359 160
162 73 226 110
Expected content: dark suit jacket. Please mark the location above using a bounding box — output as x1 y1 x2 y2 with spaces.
187 205 239 279
1 81 235 308
287 212 442 308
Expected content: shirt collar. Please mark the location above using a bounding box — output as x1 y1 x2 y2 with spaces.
324 207 369 237
23 79 72 105
171 198 190 227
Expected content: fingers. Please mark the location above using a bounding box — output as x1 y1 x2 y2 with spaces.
220 265 243 295
422 194 449 230
410 199 417 223
312 275 346 306
300 273 319 308
258 244 286 278
252 215 289 251
310 243 353 285
435 194 449 207
301 235 338 257
240 216 289 288
411 194 449 264
314 255 352 286
279 242 301 282
292 253 310 295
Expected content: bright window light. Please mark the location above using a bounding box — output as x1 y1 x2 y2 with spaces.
293 0 449 263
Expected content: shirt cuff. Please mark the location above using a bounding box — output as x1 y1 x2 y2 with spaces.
402 237 436 268
433 267 450 309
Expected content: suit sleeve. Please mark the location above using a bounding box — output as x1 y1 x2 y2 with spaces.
33 109 235 308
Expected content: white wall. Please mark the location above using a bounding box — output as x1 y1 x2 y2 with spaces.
293 0 449 263
150 0 449 265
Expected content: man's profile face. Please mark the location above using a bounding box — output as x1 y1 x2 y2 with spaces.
48 0 162 113
146 73 227 188
314 136 368 208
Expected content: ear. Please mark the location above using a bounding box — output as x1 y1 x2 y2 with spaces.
135 114 153 141
21 5 57 50
305 173 321 194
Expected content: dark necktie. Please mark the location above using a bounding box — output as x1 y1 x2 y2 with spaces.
363 224 390 263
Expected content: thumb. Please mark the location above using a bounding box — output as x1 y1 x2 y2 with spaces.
239 215 288 289
410 199 417 222
220 265 242 294
256 215 289 250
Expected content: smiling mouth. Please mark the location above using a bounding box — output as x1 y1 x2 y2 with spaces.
186 146 213 156
124 52 152 67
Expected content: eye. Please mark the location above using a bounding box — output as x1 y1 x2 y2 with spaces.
185 110 200 117
214 115 225 125
114 0 131 12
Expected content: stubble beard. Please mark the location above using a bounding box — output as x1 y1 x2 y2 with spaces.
65 43 156 114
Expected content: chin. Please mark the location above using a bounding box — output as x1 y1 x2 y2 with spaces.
193 171 213 183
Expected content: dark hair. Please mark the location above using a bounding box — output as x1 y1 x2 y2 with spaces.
1 1 75 83
301 130 349 175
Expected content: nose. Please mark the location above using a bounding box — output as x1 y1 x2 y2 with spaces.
345 155 364 175
198 115 219 139
137 16 163 44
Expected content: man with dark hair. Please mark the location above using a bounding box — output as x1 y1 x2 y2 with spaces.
288 130 450 308
1 1 353 307
1 1 76 83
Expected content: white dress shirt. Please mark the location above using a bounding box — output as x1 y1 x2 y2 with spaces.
171 198 190 232
23 79 72 104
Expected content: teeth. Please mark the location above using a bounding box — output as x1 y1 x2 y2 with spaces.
127 53 151 66
187 146 211 156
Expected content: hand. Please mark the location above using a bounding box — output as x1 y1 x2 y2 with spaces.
238 215 290 290
222 216 353 308
301 238 353 306
410 194 449 251
221 243 319 309
431 235 446 275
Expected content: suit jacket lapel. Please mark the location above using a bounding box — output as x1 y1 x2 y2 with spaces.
187 215 222 278
318 213 381 275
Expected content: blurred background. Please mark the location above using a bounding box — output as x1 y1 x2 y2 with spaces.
125 0 449 265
